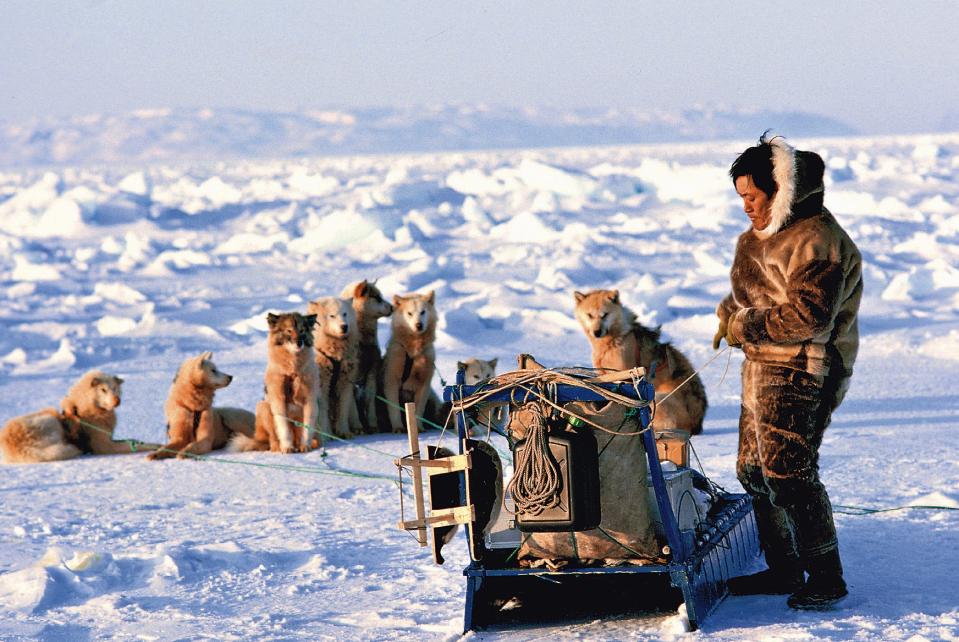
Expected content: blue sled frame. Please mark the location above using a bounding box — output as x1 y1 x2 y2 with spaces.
443 367 761 632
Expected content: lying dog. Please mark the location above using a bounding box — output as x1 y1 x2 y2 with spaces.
341 279 393 433
307 296 362 439
574 289 707 434
383 291 439 433
232 312 324 453
147 352 255 460
0 370 156 463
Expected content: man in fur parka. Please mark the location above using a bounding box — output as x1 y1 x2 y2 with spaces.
714 133 862 610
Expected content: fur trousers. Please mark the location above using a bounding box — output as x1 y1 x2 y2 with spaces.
736 361 850 563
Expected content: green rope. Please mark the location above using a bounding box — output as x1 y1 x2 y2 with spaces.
71 417 397 483
596 525 652 559
505 533 531 563
375 394 448 431
279 414 399 459
833 503 959 515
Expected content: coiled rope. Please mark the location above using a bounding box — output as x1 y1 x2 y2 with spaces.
506 400 562 516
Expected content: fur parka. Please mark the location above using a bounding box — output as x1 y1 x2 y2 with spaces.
718 138 863 377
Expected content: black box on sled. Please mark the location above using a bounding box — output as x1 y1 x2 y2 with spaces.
511 421 601 532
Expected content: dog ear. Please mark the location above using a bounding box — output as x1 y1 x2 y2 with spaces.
573 291 586 303
267 312 280 327
457 361 467 371
303 314 318 328
608 290 620 304
354 280 369 298
305 301 318 314
488 357 498 370
425 290 435 304
114 376 124 385
201 351 213 362
392 295 403 307
90 375 103 387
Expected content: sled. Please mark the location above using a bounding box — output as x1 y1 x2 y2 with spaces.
443 355 760 632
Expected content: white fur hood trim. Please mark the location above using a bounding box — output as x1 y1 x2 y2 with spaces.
754 137 796 239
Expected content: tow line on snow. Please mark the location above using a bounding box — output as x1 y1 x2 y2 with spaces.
71 415 400 482
61 350 959 517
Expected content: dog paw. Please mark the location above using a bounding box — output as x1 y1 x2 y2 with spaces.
279 445 294 454
146 452 158 461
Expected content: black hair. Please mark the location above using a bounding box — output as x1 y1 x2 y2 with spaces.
729 130 779 198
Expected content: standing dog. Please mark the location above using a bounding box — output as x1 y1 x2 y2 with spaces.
383 291 438 433
1 370 155 463
307 297 362 439
341 280 393 432
147 352 255 460
574 289 707 434
232 312 324 453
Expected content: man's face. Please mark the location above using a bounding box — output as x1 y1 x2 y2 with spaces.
735 175 773 231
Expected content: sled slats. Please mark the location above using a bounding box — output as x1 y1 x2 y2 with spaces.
395 453 471 474
396 401 478 554
399 505 475 529
425 454 471 475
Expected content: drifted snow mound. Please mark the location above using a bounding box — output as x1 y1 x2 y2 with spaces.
0 173 90 238
881 259 959 302
0 549 113 614
12 339 76 375
0 541 339 618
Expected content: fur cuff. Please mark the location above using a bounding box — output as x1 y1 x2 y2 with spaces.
729 307 767 344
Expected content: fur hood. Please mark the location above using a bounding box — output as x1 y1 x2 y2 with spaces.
757 137 826 239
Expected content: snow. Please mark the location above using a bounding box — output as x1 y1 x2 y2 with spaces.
1 130 959 640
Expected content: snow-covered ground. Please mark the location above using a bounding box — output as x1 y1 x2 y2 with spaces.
1 132 958 640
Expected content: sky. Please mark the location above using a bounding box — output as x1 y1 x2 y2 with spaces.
2 1 958 134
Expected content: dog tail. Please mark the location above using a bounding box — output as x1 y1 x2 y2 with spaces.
0 417 82 464
226 432 269 453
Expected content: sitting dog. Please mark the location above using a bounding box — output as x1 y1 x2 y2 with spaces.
307 296 362 439
383 290 439 433
452 358 507 435
0 370 156 463
341 279 393 433
574 289 707 434
147 352 255 460
232 312 324 453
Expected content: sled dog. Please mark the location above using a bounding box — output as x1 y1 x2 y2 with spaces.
148 352 255 460
307 296 362 439
383 291 438 433
232 312 324 453
456 357 507 435
574 289 707 434
341 279 393 432
1 371 155 463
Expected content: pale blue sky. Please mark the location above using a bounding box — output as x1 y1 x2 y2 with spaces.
2 1 957 133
